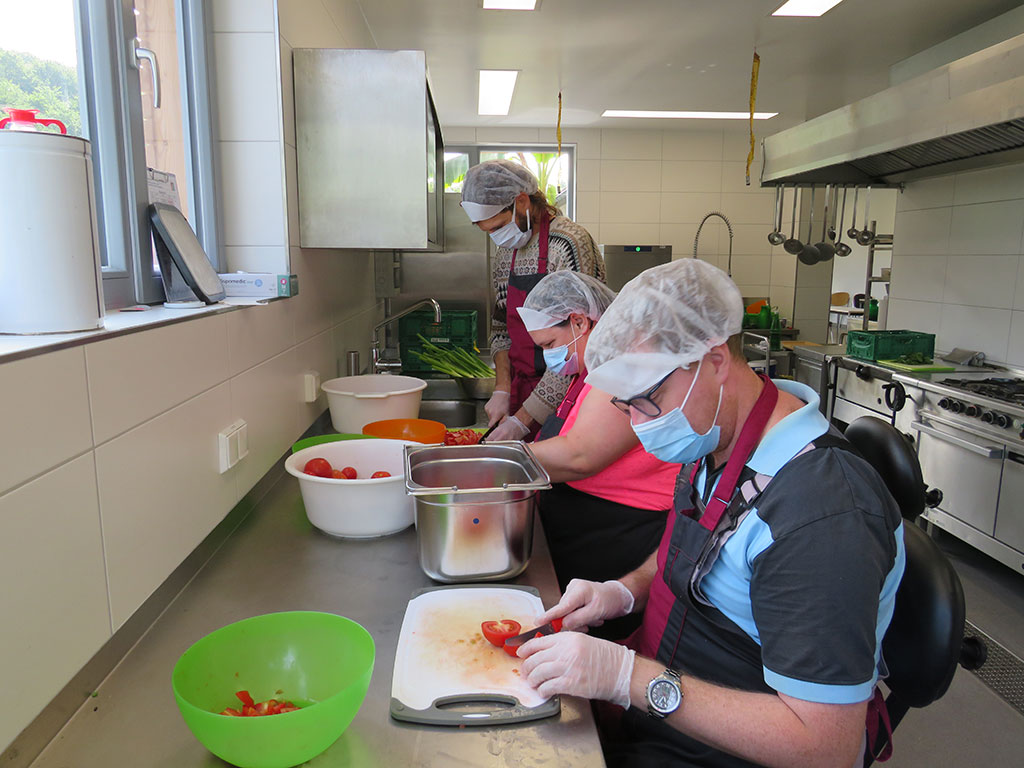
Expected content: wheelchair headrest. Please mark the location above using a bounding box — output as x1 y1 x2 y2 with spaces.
844 416 925 521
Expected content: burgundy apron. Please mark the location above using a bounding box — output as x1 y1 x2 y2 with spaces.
505 215 551 438
630 375 778 660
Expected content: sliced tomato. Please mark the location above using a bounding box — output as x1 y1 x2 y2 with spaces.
303 458 333 478
481 619 522 647
235 690 255 708
551 618 563 632
503 642 521 658
370 470 391 478
340 466 358 480
219 707 242 716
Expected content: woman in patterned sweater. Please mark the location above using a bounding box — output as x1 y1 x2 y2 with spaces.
461 159 604 441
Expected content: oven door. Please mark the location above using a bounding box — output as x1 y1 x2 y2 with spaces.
996 451 1024 553
912 413 1004 535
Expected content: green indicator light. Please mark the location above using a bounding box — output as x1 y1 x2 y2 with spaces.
635 246 641 252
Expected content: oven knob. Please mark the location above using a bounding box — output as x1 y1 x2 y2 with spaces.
950 400 964 413
965 404 981 417
938 398 951 410
995 413 1011 429
982 411 996 423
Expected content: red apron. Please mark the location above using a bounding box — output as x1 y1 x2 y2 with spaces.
505 215 551 437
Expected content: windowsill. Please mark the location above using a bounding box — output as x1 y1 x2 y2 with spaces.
0 297 287 365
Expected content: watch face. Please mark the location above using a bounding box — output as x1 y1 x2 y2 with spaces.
651 680 681 712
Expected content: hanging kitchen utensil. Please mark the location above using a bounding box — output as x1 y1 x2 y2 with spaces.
783 187 803 255
814 185 836 261
846 186 860 241
768 186 786 246
799 185 821 265
857 186 875 245
827 185 838 241
835 187 852 257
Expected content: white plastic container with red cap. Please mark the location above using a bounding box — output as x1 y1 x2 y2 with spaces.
0 108 104 334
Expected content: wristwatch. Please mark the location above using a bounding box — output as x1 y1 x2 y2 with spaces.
646 668 683 719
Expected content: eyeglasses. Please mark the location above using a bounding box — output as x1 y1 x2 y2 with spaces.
610 370 675 418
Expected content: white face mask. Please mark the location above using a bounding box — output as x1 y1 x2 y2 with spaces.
489 208 532 249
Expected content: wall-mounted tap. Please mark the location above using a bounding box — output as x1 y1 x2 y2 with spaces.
694 211 735 277
371 298 441 374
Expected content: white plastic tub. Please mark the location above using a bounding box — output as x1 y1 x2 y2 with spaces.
285 438 417 538
321 375 427 433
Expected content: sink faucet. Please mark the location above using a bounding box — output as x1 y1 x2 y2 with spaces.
694 211 734 277
371 298 442 374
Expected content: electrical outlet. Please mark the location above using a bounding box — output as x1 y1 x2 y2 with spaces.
218 419 248 473
303 371 321 403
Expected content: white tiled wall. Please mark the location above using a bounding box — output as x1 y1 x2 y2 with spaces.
0 0 382 751
445 125 793 320
888 164 1024 365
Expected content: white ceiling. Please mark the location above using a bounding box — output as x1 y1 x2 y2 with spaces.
357 0 1023 133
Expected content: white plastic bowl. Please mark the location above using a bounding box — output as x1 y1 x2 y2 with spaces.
321 375 427 433
285 438 418 538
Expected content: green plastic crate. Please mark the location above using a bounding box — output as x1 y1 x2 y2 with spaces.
845 330 935 362
399 309 478 374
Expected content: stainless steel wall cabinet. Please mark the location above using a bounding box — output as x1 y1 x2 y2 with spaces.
293 49 444 250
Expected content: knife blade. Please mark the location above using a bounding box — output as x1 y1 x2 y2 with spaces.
503 619 562 648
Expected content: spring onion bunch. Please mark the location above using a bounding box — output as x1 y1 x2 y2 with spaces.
409 335 495 378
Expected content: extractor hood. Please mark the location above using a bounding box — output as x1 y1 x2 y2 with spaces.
762 32 1024 185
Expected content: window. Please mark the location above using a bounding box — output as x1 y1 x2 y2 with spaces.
1 1 219 310
445 144 576 220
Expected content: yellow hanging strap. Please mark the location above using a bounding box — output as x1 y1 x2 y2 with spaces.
746 51 760 186
557 91 563 156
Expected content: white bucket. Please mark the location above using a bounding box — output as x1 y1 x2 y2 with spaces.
321 375 427 433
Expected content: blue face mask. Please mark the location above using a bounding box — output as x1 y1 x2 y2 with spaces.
542 326 583 376
631 359 723 464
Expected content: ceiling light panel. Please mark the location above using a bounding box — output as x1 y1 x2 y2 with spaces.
479 70 519 115
603 110 778 120
772 0 845 16
482 1 538 9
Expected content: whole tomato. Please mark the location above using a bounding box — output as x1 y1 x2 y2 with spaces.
370 470 391 479
303 457 333 477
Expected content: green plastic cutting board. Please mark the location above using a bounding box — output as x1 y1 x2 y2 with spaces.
877 359 956 373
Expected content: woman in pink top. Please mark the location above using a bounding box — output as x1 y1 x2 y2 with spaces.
519 271 679 640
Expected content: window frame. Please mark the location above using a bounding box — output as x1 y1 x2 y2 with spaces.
76 0 221 310
445 143 576 222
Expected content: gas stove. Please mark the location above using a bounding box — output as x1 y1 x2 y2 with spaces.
926 375 1024 437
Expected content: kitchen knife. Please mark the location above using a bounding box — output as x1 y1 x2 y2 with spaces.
503 619 563 648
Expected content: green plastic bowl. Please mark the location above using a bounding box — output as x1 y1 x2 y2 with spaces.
172 612 374 768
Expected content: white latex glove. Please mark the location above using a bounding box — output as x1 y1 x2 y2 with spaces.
518 631 636 708
536 579 635 631
488 414 529 441
484 389 511 427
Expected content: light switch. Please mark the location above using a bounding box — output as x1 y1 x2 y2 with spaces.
303 371 321 403
218 419 248 473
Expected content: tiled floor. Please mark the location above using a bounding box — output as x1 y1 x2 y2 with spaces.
884 527 1024 767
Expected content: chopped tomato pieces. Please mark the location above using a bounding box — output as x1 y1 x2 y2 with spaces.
444 429 482 446
218 691 299 717
481 619 522 647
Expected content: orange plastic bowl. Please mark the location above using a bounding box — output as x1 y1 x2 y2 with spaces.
361 418 446 444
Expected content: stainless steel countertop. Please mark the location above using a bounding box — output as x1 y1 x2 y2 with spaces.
30 466 605 767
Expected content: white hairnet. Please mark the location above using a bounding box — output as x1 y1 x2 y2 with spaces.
517 271 616 331
460 160 540 222
584 259 743 398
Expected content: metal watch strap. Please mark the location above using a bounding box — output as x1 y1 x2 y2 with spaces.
646 667 683 719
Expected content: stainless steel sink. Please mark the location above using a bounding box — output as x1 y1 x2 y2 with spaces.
421 378 463 400
419 399 478 427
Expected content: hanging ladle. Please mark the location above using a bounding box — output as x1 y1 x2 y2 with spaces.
783 187 803 255
815 184 836 261
768 186 786 246
827 183 838 241
856 186 875 245
846 186 860 242
835 186 852 257
798 185 821 265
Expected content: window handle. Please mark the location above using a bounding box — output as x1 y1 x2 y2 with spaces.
134 44 161 108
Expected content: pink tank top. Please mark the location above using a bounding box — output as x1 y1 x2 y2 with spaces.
560 384 680 510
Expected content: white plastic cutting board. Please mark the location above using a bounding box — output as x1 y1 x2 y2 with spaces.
391 586 558 724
